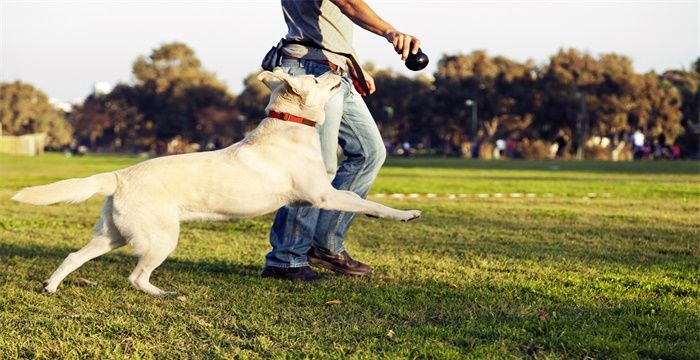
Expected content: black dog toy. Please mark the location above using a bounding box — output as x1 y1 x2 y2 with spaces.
405 48 429 71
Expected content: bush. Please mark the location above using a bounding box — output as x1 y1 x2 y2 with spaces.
519 139 551 159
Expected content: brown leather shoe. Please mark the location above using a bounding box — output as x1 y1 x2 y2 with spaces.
307 245 373 276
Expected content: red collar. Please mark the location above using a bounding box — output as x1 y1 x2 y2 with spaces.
267 110 317 128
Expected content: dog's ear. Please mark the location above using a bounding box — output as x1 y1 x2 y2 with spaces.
318 71 342 91
257 71 300 93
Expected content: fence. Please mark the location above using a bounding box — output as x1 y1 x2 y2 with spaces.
0 133 47 156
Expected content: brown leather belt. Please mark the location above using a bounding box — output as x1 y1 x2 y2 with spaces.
282 55 346 75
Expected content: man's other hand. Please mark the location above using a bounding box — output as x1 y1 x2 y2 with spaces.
365 73 376 94
349 64 376 96
384 30 421 61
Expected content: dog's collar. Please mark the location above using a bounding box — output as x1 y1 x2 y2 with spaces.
267 110 317 128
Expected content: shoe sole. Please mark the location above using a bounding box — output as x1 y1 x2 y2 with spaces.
308 257 372 277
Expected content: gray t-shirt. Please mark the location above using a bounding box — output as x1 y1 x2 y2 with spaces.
281 0 359 72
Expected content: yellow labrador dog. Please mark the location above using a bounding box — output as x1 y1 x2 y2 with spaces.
12 71 421 296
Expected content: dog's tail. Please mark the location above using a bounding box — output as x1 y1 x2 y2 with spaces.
12 172 117 206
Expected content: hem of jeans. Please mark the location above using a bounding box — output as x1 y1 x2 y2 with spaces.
265 261 309 269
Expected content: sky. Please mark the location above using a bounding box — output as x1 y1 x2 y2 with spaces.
1 0 698 102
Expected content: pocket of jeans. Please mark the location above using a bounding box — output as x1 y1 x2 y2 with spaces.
341 76 356 98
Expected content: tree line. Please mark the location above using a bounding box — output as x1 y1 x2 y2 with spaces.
1 42 698 158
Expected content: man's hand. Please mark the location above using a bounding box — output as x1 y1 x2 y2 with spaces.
364 73 376 94
384 30 421 61
348 63 376 95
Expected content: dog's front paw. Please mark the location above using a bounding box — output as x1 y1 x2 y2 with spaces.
42 280 57 294
400 210 422 222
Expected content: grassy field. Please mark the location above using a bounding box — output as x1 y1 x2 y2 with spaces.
1 153 698 359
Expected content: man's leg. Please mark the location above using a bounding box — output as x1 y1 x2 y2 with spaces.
264 61 345 275
308 82 386 275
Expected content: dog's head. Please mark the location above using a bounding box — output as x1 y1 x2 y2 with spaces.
258 70 342 125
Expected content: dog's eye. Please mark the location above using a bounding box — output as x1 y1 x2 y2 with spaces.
330 83 341 91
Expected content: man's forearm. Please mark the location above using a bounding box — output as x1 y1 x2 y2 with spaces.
331 0 396 36
332 0 421 63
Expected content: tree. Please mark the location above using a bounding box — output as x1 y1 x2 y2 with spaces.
535 49 682 156
132 42 237 149
234 72 271 132
186 84 243 146
628 73 683 141
364 65 434 147
536 48 603 149
0 81 73 147
433 51 538 154
69 94 113 149
132 42 227 95
63 43 698 158
71 84 146 150
662 64 700 157
590 54 639 136
71 42 240 152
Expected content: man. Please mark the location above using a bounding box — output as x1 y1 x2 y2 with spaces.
261 0 421 281
632 129 645 160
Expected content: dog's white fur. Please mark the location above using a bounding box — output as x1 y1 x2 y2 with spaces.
12 71 421 296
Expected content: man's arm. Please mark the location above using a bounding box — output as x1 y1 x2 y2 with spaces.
330 0 421 61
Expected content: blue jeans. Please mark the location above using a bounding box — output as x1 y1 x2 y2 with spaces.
265 59 386 268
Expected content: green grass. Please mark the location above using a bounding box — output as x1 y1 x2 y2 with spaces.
1 153 698 359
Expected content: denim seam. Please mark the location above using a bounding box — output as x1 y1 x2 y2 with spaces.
324 102 374 254
288 208 300 265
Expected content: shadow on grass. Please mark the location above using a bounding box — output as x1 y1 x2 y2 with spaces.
0 242 262 278
2 241 699 359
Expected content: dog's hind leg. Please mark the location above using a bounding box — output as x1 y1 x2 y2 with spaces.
314 190 421 221
127 222 179 296
44 198 125 293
